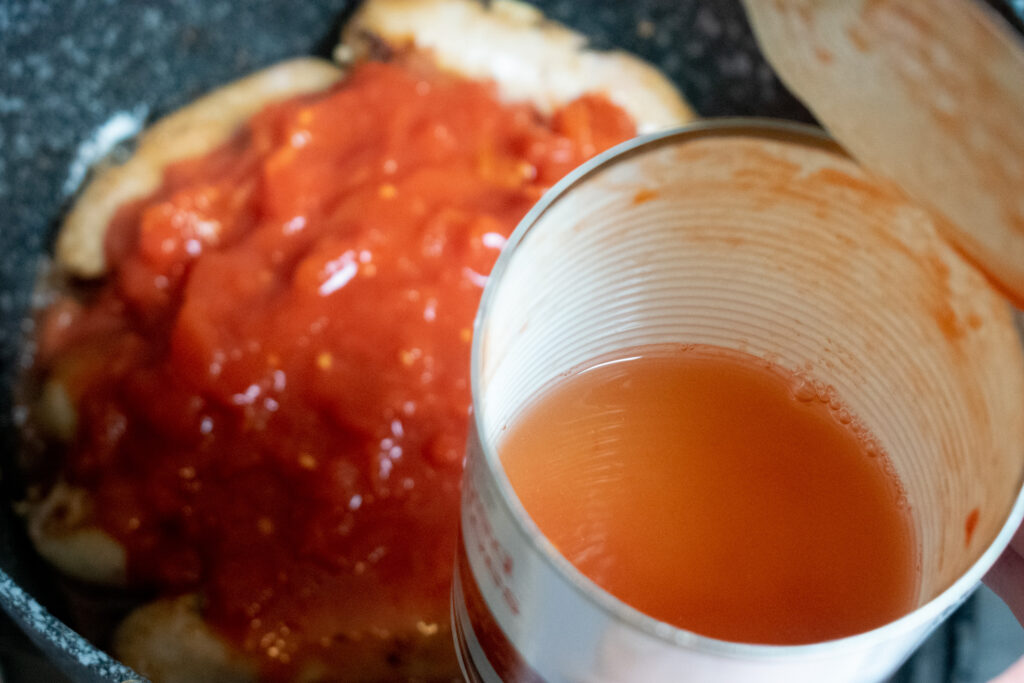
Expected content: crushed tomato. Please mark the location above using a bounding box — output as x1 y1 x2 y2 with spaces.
35 59 635 677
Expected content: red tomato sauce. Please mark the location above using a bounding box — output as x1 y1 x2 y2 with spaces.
35 59 635 677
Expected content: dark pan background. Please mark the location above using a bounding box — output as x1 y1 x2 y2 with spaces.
1 1 1022 681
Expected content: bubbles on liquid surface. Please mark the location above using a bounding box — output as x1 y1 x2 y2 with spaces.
786 367 886 467
790 375 817 403
813 380 826 398
825 386 842 411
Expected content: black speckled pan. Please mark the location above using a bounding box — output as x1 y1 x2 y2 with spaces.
0 1 1021 681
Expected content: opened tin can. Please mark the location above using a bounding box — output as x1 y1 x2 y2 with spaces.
451 120 1024 683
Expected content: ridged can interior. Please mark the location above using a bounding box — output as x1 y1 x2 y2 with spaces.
462 120 1024 681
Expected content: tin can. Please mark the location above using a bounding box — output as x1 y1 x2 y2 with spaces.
452 120 1024 683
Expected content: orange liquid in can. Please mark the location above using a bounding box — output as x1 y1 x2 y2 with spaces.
500 345 918 645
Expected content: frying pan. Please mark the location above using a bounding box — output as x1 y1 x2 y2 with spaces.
1 1 1021 681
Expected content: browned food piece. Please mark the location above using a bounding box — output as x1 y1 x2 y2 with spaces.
341 0 695 133
22 480 126 586
55 58 344 279
113 595 258 683
55 0 694 281
115 594 461 683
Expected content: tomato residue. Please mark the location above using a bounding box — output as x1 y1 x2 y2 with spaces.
35 59 634 677
965 507 980 547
